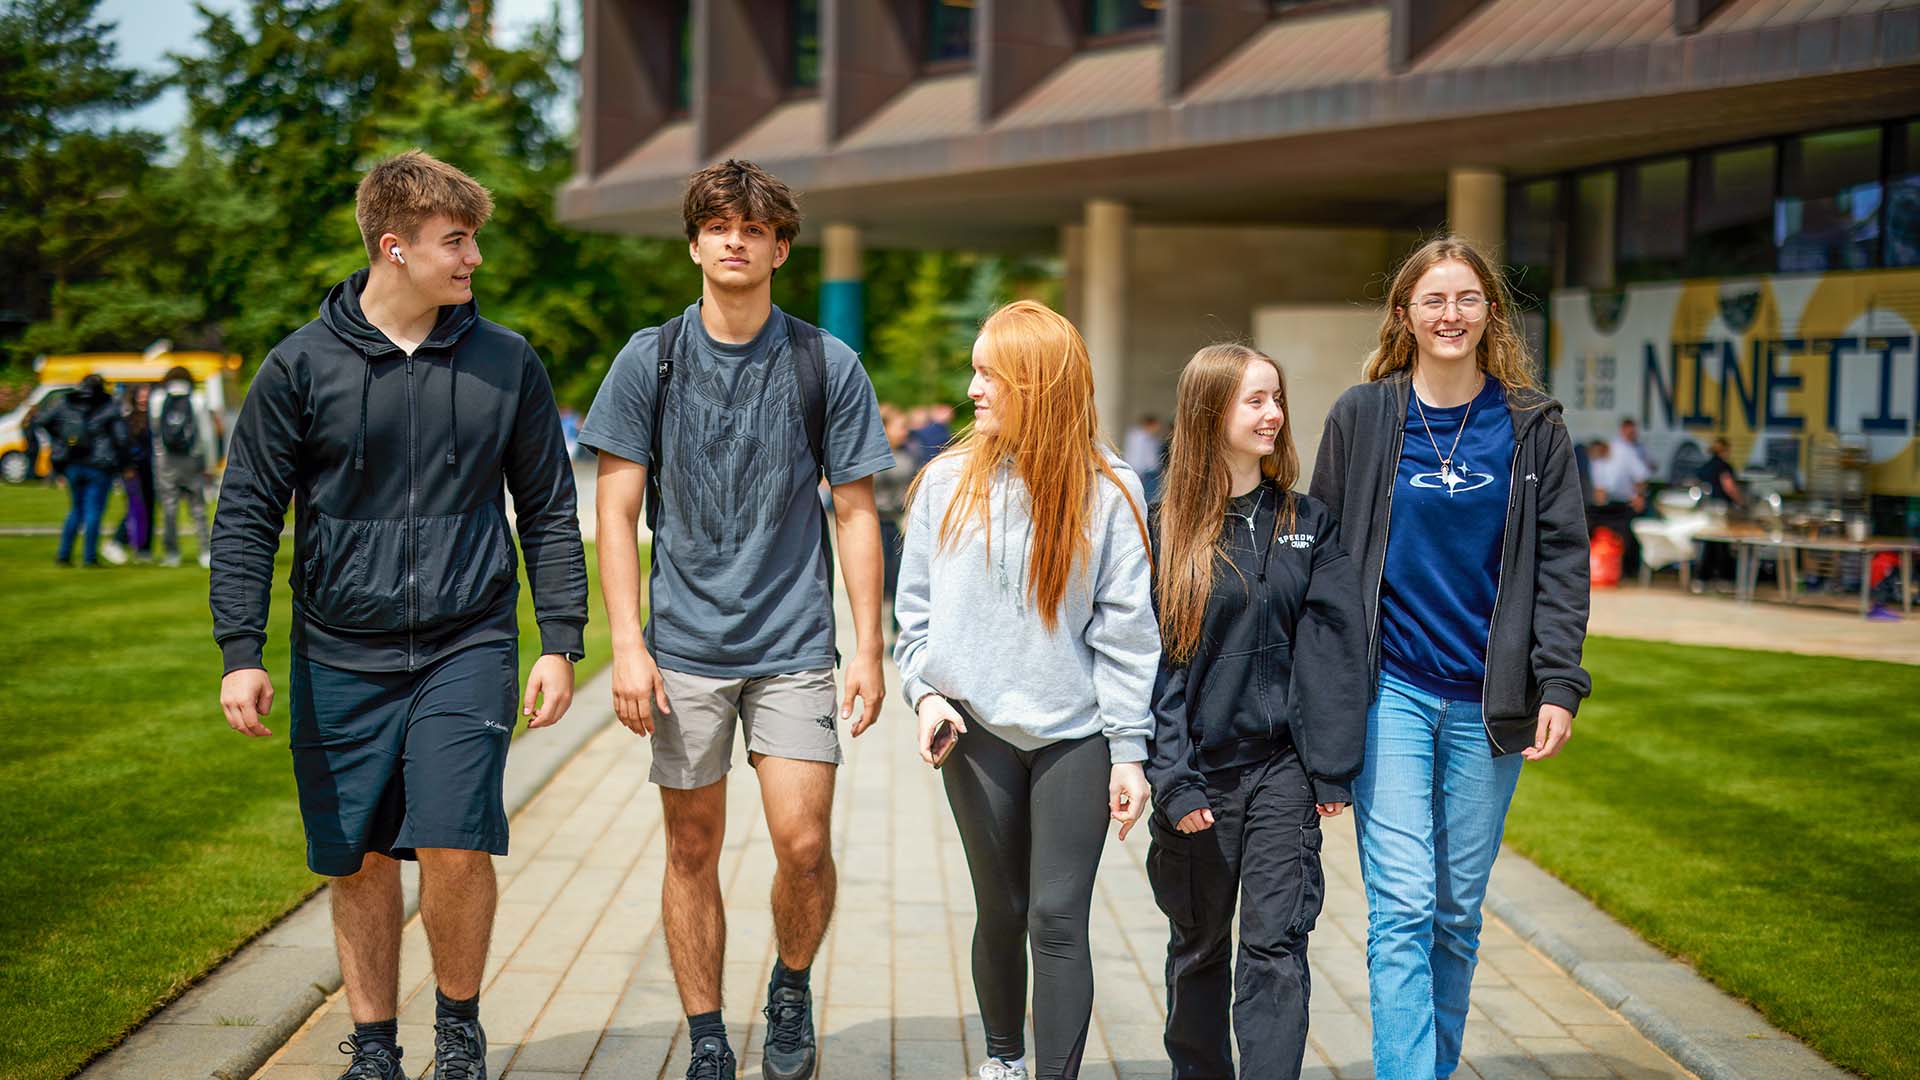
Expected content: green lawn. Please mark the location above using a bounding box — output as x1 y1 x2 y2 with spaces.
0 491 620 1080
1508 637 1920 1080
0 479 78 527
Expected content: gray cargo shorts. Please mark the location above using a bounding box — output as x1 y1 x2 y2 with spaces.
650 667 842 789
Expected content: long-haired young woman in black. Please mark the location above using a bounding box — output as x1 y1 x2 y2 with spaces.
1146 344 1369 1079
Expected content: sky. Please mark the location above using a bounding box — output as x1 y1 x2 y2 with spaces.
96 0 582 137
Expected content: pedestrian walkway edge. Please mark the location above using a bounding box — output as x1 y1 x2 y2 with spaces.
77 666 621 1080
1484 846 1852 1080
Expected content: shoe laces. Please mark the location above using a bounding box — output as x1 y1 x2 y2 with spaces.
687 1038 732 1080
433 1018 484 1079
761 987 811 1052
337 1036 403 1079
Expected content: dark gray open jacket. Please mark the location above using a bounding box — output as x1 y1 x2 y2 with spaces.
210 270 588 674
1307 373 1591 755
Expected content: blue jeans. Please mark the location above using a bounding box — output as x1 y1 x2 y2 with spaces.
59 465 113 565
1353 671 1524 1080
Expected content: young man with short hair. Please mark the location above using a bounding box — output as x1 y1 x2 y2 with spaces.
581 159 892 1080
211 150 588 1080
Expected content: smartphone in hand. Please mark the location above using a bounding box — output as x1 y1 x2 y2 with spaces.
929 717 959 768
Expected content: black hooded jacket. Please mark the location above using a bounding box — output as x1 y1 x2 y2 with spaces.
1308 374 1591 755
36 385 128 472
1146 486 1370 822
210 270 588 674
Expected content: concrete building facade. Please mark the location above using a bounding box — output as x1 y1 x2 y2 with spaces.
561 0 1920 503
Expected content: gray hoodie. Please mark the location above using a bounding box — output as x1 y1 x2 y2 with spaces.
893 450 1159 763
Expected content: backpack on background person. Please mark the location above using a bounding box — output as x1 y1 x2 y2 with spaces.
159 391 199 456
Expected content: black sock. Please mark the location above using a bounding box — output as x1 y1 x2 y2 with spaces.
436 987 480 1024
353 1017 399 1052
688 1009 727 1048
770 958 811 992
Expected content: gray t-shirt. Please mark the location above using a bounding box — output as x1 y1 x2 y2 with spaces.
580 302 894 677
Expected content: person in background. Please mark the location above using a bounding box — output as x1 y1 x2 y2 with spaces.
1694 437 1744 588
36 374 128 567
150 365 221 569
873 404 916 634
103 384 156 564
908 403 953 469
1123 414 1166 503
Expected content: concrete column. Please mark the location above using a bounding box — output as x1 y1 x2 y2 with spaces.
820 222 865 351
1083 199 1130 442
1448 167 1506 255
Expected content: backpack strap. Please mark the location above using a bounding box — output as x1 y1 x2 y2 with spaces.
783 312 840 666
645 316 683 532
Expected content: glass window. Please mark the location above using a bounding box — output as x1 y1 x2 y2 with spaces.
789 0 820 89
1691 143 1775 277
1085 0 1161 38
926 0 974 63
672 0 692 112
1570 169 1616 289
1619 157 1689 284
1776 127 1882 272
1507 178 1560 301
1889 120 1920 268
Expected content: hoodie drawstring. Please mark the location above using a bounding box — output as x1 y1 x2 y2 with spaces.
354 360 372 472
446 352 458 468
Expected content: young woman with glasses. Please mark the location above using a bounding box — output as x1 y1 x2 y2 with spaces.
1307 236 1592 1080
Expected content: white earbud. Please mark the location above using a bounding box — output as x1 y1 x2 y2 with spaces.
390 246 405 265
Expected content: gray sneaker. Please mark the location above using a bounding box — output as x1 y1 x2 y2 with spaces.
432 1017 487 1079
686 1034 736 1080
761 985 817 1079
336 1036 407 1079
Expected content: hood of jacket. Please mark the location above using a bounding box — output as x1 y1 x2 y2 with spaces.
320 269 480 471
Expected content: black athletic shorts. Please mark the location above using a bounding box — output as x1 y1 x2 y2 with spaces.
288 639 517 876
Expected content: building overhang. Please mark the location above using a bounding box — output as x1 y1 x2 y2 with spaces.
560 0 1920 248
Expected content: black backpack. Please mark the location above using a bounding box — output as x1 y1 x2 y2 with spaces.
49 402 92 467
159 392 198 455
647 310 838 618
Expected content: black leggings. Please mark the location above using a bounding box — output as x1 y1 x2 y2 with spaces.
943 721 1111 1080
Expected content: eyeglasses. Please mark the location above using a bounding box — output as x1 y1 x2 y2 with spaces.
1407 296 1490 322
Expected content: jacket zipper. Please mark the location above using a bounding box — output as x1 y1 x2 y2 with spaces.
405 354 417 671
1368 390 1408 681
1480 433 1523 753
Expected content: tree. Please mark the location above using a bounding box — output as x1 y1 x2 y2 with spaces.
0 0 161 371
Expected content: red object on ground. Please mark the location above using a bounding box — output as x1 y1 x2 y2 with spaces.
1590 527 1623 588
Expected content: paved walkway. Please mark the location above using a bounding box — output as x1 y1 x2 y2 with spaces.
251 671 1691 1080
1588 583 1919 665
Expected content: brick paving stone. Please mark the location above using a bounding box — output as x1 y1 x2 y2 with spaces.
249 643 1696 1080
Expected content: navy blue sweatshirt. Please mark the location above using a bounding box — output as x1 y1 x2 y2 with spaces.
1379 378 1513 700
1146 485 1370 822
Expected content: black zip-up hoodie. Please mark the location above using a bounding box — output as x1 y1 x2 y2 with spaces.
1308 374 1591 755
210 270 588 674
1146 486 1370 823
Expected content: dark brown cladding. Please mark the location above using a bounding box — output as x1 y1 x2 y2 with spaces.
561 0 1920 244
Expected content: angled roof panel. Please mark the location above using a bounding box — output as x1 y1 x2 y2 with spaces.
1709 0 1920 30
1415 0 1674 71
839 72 979 151
993 43 1164 130
1183 8 1391 104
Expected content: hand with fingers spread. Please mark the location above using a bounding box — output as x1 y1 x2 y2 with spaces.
522 653 576 730
1110 761 1149 840
220 668 275 738
915 692 965 765
1522 703 1573 761
842 652 885 737
611 643 670 737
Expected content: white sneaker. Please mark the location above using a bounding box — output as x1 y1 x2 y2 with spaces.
978 1059 1029 1080
197 551 212 569
160 553 181 568
99 539 128 565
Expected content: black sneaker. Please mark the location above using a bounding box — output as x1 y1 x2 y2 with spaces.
336 1036 407 1079
761 985 817 1080
686 1034 737 1079
432 1017 488 1079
